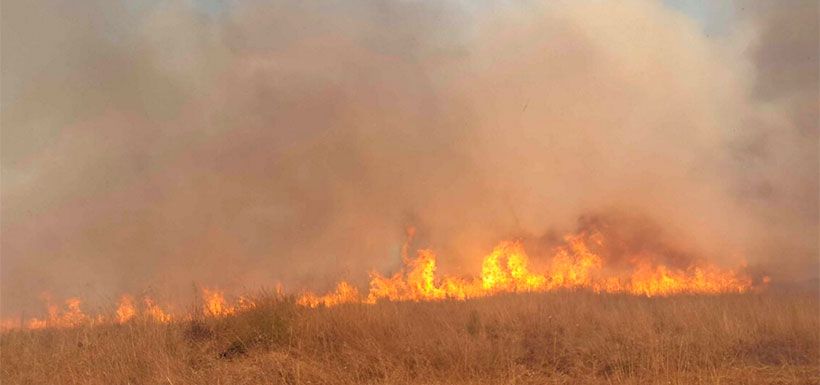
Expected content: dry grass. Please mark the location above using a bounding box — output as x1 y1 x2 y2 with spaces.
2 291 818 384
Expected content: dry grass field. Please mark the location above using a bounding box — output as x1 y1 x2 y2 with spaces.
1 291 818 385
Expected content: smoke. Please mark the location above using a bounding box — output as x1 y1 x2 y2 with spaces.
1 0 817 313
729 1 819 284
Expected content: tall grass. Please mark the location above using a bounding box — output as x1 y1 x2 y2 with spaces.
2 291 818 384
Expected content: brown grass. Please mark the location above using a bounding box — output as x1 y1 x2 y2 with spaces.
2 291 818 384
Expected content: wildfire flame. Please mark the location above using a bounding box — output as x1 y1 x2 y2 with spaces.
20 297 93 330
297 233 758 308
1 229 765 330
201 287 256 317
115 295 136 323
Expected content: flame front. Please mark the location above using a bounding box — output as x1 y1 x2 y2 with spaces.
1 231 763 330
299 234 757 308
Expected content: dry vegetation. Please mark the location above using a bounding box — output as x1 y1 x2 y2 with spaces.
1 291 818 385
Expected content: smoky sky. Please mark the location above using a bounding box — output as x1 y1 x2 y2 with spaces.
1 0 817 314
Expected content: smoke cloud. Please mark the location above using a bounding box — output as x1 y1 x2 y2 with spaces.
1 0 817 314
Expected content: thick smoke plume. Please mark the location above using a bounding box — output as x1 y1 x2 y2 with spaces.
1 0 817 314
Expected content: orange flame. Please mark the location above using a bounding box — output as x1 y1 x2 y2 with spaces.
201 288 257 317
143 298 173 323
116 295 136 323
2 294 176 331
297 281 360 307
298 234 756 307
202 287 232 316
22 297 91 329
0 230 764 329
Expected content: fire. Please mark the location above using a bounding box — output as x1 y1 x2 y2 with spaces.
298 233 757 307
113 295 175 324
143 298 173 323
0 229 765 330
202 288 256 317
482 241 548 292
2 288 259 331
297 281 360 307
202 287 231 316
1 294 177 331
20 297 91 329
116 295 136 323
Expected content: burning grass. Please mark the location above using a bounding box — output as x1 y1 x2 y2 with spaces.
1 229 767 331
2 291 817 384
